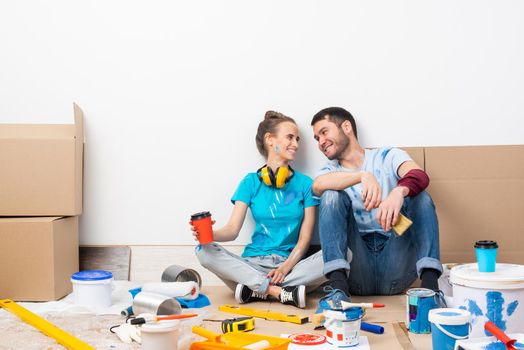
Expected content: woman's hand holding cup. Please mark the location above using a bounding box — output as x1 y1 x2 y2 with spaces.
190 211 215 244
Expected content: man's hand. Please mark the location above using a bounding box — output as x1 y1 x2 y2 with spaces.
361 172 382 211
376 187 406 231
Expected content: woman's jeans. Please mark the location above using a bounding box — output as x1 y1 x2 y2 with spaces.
319 190 442 295
195 243 328 293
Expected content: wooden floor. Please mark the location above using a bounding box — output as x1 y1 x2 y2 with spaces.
0 285 433 349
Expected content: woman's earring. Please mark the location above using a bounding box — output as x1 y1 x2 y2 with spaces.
274 145 280 153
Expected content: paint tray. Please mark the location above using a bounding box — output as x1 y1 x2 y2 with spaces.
454 333 524 350
191 326 291 350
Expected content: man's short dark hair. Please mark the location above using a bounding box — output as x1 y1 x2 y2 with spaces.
311 107 358 139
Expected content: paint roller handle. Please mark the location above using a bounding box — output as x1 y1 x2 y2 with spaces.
484 321 515 346
361 322 384 334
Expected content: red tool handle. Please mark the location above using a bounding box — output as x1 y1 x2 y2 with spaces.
485 321 515 347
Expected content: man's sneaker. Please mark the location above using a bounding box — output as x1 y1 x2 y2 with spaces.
235 284 268 304
279 285 306 308
315 286 351 313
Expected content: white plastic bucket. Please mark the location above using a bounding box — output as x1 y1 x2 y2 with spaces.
450 263 524 337
141 320 179 350
428 308 471 350
71 270 113 308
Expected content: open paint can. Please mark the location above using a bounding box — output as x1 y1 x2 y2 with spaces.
133 291 182 315
161 264 202 288
449 263 524 337
324 308 363 348
406 288 437 334
428 308 471 350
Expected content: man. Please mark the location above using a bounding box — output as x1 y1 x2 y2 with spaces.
311 107 442 306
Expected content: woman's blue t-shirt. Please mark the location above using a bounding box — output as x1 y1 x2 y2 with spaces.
231 171 319 258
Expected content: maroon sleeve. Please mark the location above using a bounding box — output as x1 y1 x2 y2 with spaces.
397 169 430 197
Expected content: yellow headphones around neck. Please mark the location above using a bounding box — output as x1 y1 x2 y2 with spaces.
257 165 294 188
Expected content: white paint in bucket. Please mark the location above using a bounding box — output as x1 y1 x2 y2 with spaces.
449 263 524 337
141 320 179 350
70 270 113 308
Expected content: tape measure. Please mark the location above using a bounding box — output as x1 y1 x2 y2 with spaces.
221 317 255 333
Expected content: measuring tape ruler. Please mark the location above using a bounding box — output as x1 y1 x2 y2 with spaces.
219 305 309 325
0 299 95 349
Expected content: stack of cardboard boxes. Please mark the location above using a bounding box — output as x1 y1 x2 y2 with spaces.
0 104 84 301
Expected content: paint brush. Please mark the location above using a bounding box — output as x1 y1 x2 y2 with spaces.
327 300 385 309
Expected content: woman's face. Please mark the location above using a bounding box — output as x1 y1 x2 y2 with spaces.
267 121 300 161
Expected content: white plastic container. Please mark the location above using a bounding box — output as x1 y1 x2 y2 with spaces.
70 270 113 308
141 320 179 350
449 263 524 337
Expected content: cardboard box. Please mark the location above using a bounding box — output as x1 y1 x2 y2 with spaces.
0 216 79 301
425 145 524 264
0 103 84 216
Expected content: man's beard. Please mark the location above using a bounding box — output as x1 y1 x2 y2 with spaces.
327 132 350 160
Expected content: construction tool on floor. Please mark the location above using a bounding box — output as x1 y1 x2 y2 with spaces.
0 299 95 350
221 316 255 333
219 305 309 325
191 326 290 350
336 300 385 309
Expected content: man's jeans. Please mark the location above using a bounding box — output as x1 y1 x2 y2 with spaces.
319 190 442 295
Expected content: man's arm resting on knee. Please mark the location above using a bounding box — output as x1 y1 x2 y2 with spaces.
313 172 382 211
376 161 429 231
396 161 430 197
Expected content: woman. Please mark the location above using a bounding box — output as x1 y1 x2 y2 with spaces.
191 111 326 308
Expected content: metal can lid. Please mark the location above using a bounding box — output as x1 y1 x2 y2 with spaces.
288 333 327 345
406 288 436 298
71 270 113 281
191 211 211 220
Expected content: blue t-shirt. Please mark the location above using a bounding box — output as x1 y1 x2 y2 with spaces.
232 171 319 258
317 147 412 235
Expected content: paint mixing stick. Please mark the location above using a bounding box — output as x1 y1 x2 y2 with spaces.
339 301 385 309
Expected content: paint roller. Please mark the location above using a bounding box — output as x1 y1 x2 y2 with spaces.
142 281 199 300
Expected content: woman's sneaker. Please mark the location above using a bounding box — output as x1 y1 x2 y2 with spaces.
235 284 268 304
279 285 306 308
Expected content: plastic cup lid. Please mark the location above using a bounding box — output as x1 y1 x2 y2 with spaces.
288 333 326 345
71 270 113 281
450 263 524 289
191 211 211 220
429 308 471 325
474 240 498 249
141 320 179 332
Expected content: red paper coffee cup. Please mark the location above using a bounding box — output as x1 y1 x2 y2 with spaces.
191 211 213 244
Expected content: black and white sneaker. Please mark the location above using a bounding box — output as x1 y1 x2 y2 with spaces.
235 284 268 304
279 285 306 308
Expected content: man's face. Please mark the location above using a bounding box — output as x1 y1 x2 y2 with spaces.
312 118 350 160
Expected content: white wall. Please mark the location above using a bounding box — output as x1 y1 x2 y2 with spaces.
1 0 523 245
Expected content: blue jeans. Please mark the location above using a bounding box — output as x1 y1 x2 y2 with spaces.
319 190 442 295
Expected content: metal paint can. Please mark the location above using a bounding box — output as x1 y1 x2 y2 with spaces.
406 288 437 334
133 291 182 315
161 264 202 288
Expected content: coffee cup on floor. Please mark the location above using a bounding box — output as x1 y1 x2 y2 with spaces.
191 211 214 244
474 240 498 272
